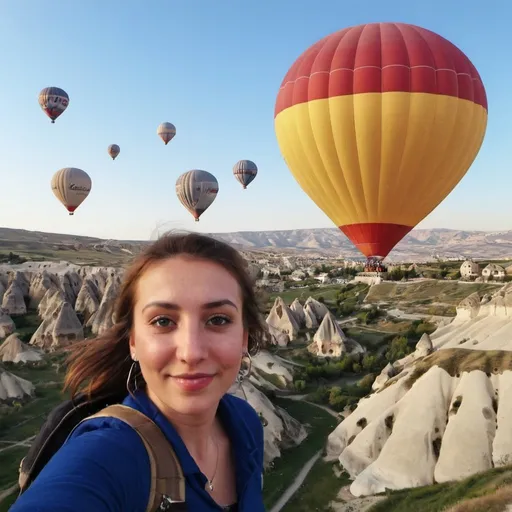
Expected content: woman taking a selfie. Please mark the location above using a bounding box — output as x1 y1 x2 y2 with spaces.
12 232 267 512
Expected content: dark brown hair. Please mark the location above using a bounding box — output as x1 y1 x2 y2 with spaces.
64 232 269 400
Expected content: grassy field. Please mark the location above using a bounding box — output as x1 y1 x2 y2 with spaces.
368 465 512 512
262 398 338 510
281 458 351 511
0 247 131 267
366 281 500 305
269 284 343 307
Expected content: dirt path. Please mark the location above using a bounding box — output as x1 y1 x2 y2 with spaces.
275 355 305 368
0 435 35 454
282 394 341 419
268 450 322 512
0 483 18 504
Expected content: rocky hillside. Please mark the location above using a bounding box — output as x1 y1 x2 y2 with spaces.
1 226 512 262
326 283 512 498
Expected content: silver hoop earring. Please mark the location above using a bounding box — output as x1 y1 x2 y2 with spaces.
236 352 252 384
126 360 139 396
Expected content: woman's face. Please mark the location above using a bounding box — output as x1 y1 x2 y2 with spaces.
130 255 248 418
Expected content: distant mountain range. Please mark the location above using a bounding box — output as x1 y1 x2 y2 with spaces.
0 226 511 262
209 228 512 261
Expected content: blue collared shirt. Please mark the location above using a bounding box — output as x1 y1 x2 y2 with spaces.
10 391 265 511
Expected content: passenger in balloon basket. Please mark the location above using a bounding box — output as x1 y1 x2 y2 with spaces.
12 233 268 512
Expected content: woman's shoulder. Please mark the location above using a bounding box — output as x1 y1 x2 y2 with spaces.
10 409 151 511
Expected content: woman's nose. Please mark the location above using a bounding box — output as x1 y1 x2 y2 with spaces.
174 320 208 364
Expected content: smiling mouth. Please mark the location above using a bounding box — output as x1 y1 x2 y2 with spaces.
170 373 216 392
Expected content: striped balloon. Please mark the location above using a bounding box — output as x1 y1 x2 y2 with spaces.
233 160 258 189
157 122 176 145
275 22 487 260
38 87 69 123
175 170 219 221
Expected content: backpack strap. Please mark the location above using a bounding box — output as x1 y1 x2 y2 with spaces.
82 404 186 512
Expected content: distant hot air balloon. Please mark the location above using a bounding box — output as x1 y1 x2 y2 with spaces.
51 168 92 215
38 87 69 123
157 122 176 145
233 160 258 189
176 170 218 221
274 22 488 261
108 144 120 160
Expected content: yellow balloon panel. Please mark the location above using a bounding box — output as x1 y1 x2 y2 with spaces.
275 92 488 228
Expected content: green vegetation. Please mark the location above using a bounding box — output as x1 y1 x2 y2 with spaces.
262 398 338 510
368 465 512 512
9 310 41 343
307 379 373 412
0 252 27 264
0 247 131 267
335 283 370 317
281 459 351 512
0 353 66 509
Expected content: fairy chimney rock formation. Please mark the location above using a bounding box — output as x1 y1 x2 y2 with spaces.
0 333 43 363
290 298 306 328
0 364 35 402
265 297 300 343
2 281 26 316
0 308 15 338
304 297 330 323
308 312 348 357
51 302 84 349
75 277 101 323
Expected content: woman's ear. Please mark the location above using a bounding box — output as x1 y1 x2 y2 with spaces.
242 330 249 353
129 333 136 359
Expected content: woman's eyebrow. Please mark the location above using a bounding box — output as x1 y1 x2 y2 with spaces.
142 299 238 313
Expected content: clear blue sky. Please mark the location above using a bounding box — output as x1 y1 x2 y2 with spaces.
0 1 509 240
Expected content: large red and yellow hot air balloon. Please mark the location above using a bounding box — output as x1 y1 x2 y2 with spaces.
274 22 488 260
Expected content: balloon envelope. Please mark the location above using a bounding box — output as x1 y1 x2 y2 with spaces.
175 170 218 221
233 160 258 189
108 144 120 160
157 122 176 145
39 87 69 123
51 168 92 215
274 22 488 259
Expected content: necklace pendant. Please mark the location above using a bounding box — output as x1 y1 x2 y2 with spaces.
208 481 214 492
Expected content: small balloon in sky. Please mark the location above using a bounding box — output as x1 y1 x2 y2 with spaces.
38 87 69 123
157 122 176 145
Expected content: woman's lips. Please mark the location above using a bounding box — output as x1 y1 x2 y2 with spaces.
171 374 215 392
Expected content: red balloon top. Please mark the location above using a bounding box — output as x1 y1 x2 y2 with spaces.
275 22 487 117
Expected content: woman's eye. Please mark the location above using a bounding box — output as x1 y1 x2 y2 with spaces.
207 315 231 326
151 317 173 327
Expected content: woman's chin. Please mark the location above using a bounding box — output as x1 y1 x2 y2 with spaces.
164 379 228 415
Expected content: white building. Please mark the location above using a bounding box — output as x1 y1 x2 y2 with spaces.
460 260 480 280
482 263 505 281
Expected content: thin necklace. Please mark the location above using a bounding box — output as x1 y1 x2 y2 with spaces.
207 434 219 492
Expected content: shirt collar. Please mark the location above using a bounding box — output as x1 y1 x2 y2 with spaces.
123 390 259 485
